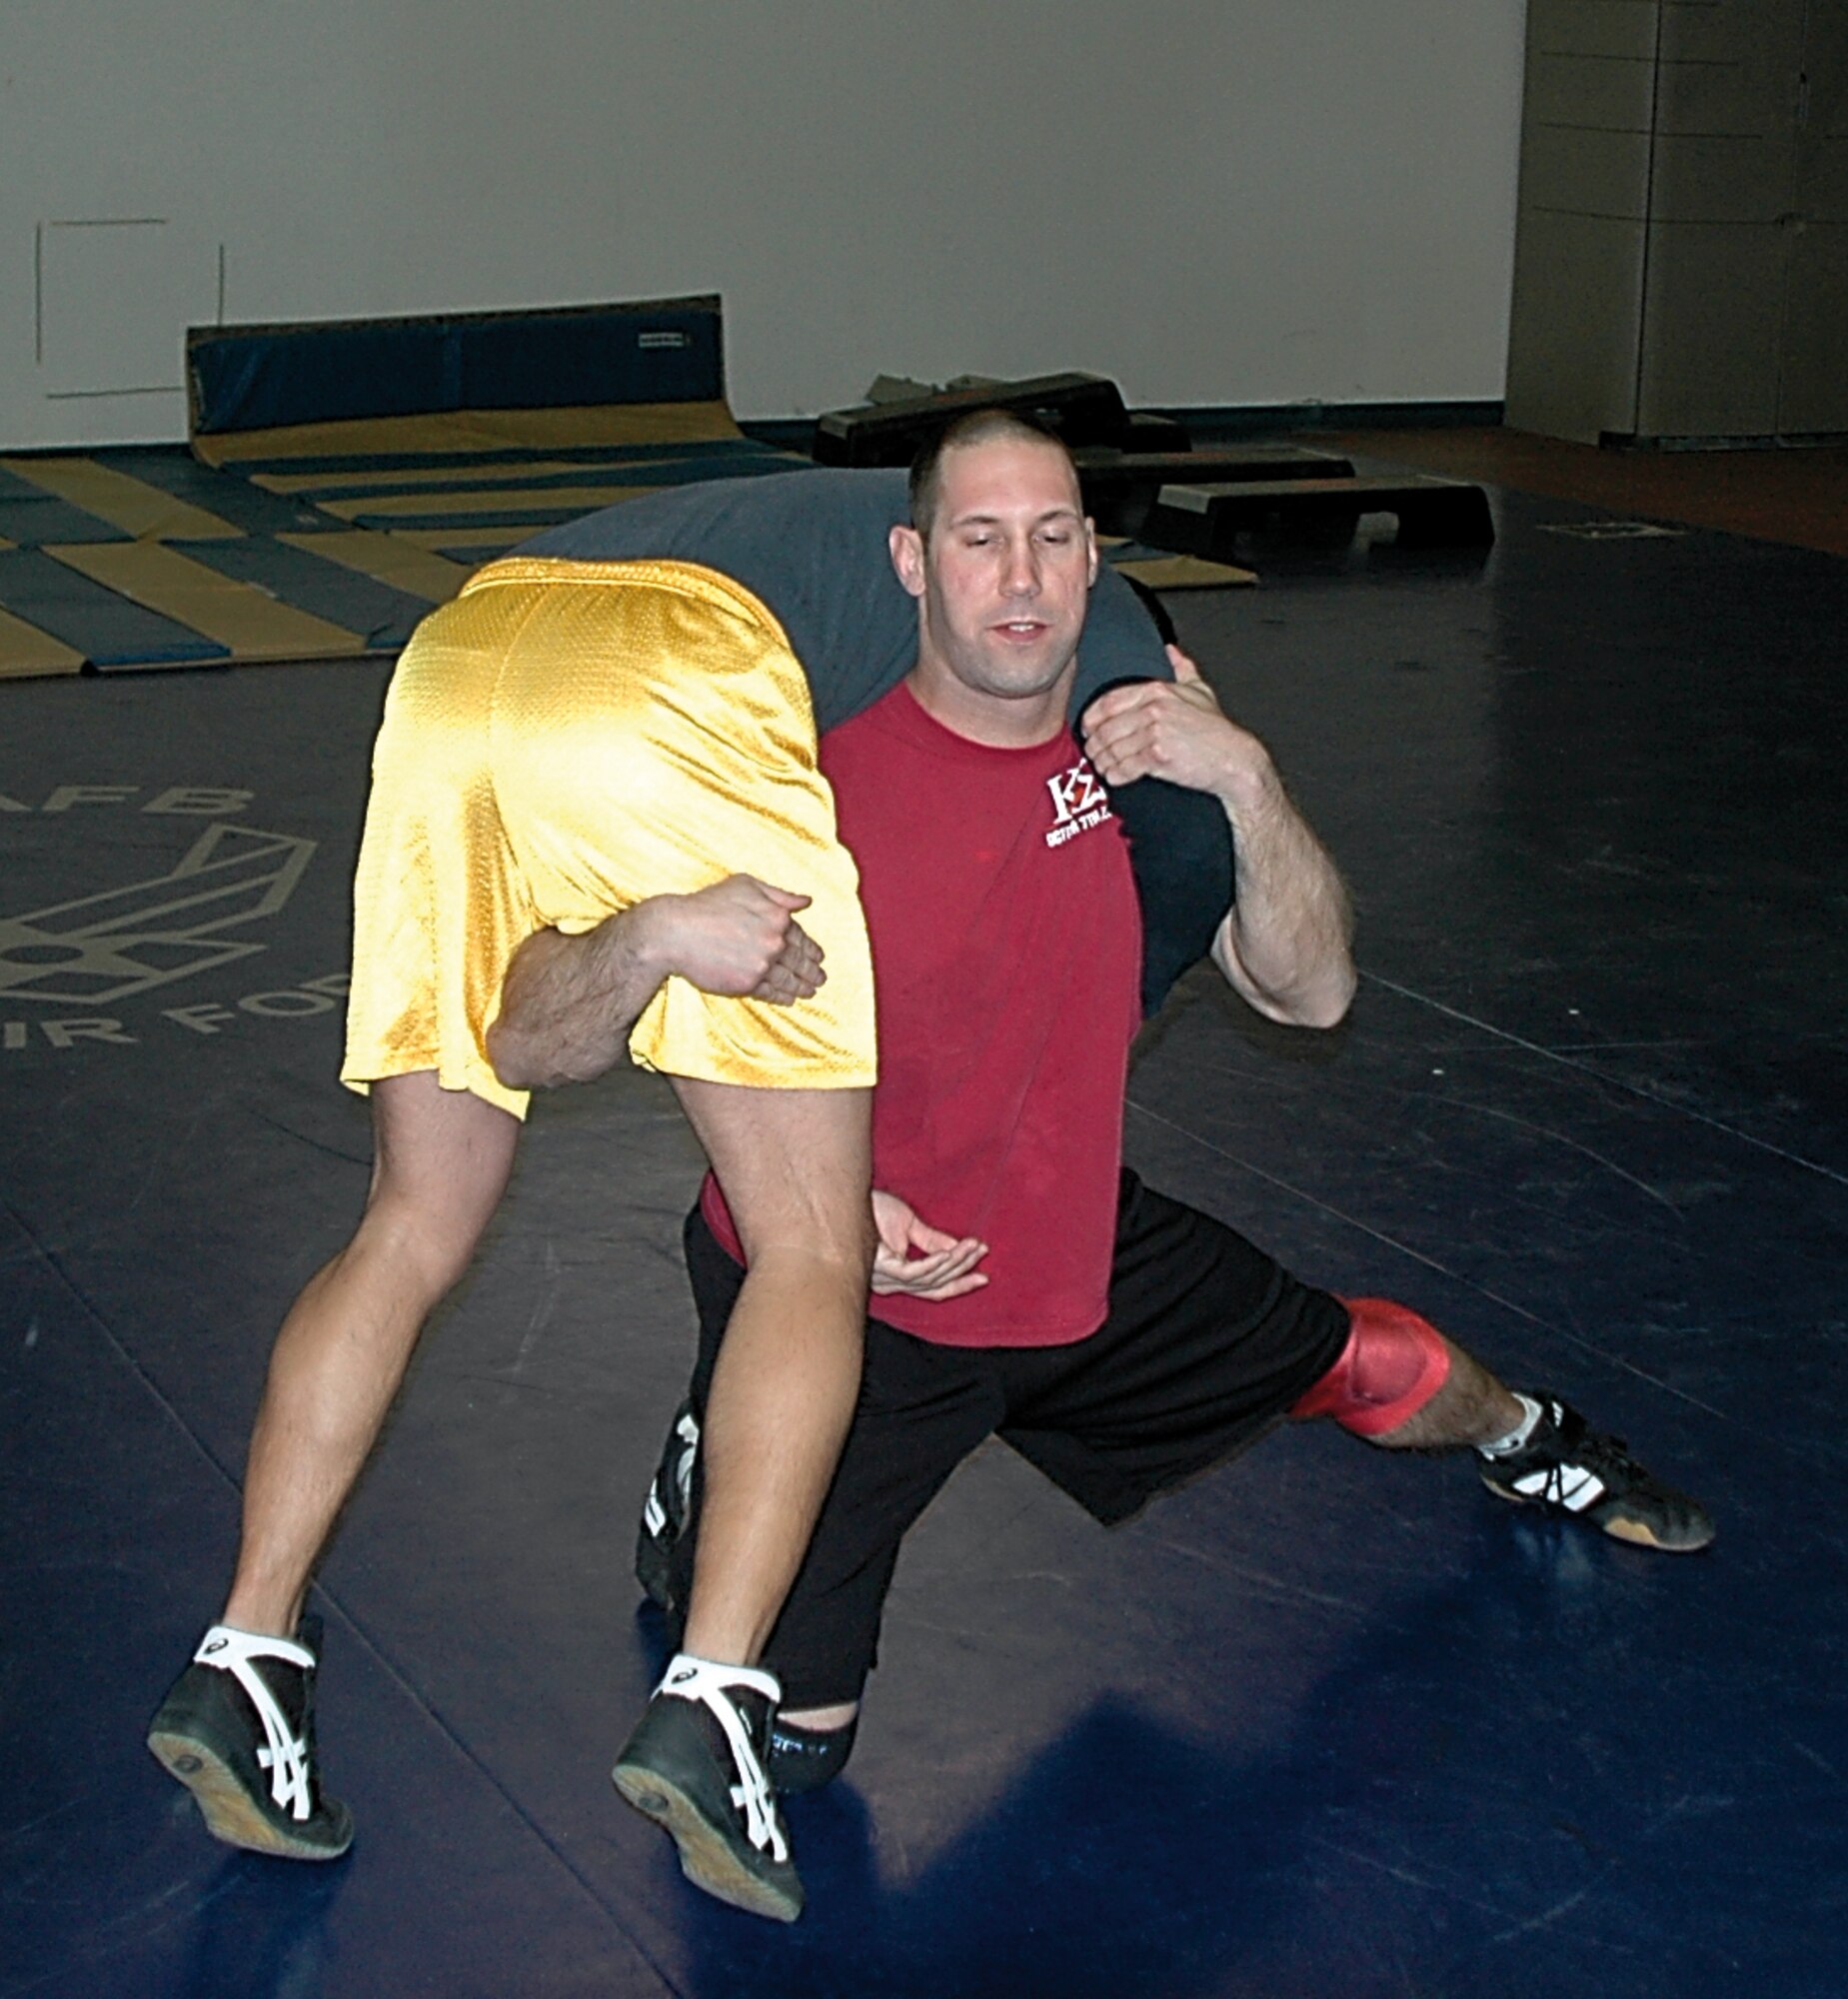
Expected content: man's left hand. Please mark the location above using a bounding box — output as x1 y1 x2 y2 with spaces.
870 1189 988 1302
1079 645 1266 798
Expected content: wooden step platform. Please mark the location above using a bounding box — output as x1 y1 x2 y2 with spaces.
1142 473 1494 556
1075 446 1355 538
813 372 1132 467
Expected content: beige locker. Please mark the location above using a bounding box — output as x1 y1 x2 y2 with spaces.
1507 0 1846 446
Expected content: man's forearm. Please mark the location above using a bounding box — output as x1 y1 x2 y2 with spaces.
1077 647 1353 1026
1211 758 1356 1029
487 908 666 1090
486 875 828 1090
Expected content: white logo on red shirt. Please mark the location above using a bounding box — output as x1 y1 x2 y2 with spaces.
1044 759 1114 849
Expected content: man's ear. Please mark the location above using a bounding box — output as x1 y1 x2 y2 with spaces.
1085 517 1099 587
890 523 926 599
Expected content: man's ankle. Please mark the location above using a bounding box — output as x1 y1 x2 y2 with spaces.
219 1594 307 1638
778 1701 859 1732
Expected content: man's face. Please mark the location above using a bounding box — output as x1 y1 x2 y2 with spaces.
891 436 1097 741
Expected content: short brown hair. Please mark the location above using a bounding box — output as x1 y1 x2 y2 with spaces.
907 408 1076 538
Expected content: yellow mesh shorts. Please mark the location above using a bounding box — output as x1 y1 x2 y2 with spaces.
341 556 877 1118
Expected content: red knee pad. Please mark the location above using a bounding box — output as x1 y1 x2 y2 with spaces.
1290 1296 1451 1436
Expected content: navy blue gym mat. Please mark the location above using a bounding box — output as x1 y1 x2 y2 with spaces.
2 482 1843 1997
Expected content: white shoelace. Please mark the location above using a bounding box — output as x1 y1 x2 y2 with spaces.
1511 1462 1608 1511
193 1624 316 1821
655 1653 786 1862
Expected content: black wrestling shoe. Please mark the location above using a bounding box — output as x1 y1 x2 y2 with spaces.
613 1654 803 1922
1478 1395 1715 1553
147 1617 354 1859
636 1402 700 1611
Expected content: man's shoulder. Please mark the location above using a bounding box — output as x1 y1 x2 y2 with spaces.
520 467 909 563
821 678 913 760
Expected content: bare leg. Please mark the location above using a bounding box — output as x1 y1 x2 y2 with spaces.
222 1070 520 1635
667 1078 874 1668
780 1698 860 1729
1369 1337 1524 1451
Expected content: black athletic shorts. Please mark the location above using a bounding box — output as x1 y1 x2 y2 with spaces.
668 1168 1351 1709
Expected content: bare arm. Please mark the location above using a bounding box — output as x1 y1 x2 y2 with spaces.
1080 646 1355 1028
487 875 827 1090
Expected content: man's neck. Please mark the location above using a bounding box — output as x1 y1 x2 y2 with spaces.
903 662 1073 749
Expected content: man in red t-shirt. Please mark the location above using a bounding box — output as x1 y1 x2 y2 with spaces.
596 412 1714 1906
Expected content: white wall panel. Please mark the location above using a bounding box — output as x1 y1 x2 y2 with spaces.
0 1 1529 447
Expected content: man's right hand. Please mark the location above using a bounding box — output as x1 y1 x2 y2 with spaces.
638 875 826 1003
488 876 825 1090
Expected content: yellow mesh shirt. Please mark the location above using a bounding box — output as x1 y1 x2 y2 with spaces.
341 557 877 1117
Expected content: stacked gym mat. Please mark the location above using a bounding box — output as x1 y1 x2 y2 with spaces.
0 297 800 682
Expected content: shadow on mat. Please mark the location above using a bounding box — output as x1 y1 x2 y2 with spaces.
663 1520 1735 1999
168 1853 347 1999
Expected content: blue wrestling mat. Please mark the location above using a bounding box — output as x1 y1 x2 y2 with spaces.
3 479 1842 1996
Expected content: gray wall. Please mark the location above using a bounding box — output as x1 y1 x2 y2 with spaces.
2 1 1528 449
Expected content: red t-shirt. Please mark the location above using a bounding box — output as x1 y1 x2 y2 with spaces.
702 680 1141 1346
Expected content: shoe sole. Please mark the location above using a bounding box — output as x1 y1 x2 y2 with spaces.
612 1758 802 1922
1480 1476 1715 1553
147 1728 353 1861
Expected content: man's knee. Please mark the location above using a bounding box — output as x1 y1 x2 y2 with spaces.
355 1179 491 1300
1290 1296 1451 1436
363 1070 519 1289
